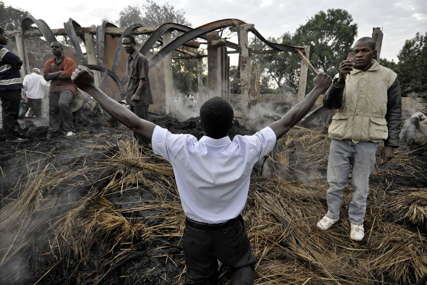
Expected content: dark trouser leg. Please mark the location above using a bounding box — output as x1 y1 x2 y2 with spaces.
58 90 74 132
214 216 256 285
1 90 21 136
28 98 42 117
133 103 149 119
183 225 218 285
19 100 29 118
132 103 150 145
49 92 61 133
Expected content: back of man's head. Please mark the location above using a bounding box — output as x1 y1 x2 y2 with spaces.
200 97 234 139
50 41 63 49
122 34 137 44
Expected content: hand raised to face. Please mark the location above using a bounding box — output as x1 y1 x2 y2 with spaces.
338 60 354 79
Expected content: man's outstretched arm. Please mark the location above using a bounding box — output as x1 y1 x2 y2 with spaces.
269 73 331 139
72 66 155 139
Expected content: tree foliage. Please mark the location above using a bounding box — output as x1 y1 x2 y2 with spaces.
249 9 357 92
118 5 143 28
0 1 28 31
395 33 427 95
250 34 300 91
171 58 201 95
293 9 357 75
118 0 190 28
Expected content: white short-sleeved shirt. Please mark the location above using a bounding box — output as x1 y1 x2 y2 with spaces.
23 73 48 99
152 126 277 224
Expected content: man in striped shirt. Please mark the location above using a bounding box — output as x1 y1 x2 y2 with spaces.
0 27 23 140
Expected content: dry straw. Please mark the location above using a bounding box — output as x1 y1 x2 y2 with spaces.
0 128 425 284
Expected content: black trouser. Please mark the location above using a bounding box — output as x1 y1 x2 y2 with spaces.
28 98 42 117
131 103 150 145
0 89 20 136
49 90 74 133
183 215 256 285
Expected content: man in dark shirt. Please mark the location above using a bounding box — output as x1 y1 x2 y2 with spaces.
0 27 23 140
43 41 77 137
121 34 152 144
122 35 152 117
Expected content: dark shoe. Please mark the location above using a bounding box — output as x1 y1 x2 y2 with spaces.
5 134 27 143
46 131 60 139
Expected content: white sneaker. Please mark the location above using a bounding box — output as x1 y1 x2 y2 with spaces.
316 215 339 230
66 131 75 137
350 224 364 241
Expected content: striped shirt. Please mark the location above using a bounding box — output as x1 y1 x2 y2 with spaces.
0 45 23 91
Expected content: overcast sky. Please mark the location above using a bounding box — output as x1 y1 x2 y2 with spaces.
4 0 427 61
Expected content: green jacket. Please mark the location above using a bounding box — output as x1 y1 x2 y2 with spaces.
323 60 401 147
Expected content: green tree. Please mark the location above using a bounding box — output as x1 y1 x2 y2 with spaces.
140 0 190 27
250 34 300 91
293 9 357 76
0 1 28 31
118 5 143 28
118 0 190 28
249 9 357 93
396 32 427 95
292 9 357 91
171 57 201 95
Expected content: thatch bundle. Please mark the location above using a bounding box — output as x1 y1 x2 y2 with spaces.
0 125 426 284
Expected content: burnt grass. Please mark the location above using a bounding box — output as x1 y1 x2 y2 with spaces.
0 109 426 285
0 111 255 285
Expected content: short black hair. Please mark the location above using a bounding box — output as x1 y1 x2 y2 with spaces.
355 37 376 50
122 34 136 44
0 27 4 35
50 41 63 48
200 97 234 139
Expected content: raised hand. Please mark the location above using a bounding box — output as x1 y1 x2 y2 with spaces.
71 65 95 91
338 60 354 80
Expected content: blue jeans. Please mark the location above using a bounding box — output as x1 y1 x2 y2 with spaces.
326 139 378 225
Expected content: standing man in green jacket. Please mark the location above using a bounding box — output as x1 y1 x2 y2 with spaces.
317 37 401 241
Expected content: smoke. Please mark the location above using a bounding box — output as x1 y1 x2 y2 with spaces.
0 167 82 284
167 87 219 122
0 255 31 284
245 102 283 130
166 82 298 133
165 82 329 185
